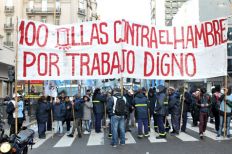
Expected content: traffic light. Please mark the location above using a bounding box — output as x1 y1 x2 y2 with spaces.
8 66 15 82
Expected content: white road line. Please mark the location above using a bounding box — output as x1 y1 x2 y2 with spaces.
186 123 230 141
87 130 104 146
125 132 136 144
176 132 199 141
148 128 167 143
53 134 76 147
207 122 232 134
33 132 53 148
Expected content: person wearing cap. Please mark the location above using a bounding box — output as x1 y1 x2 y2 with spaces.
83 95 93 134
132 89 149 138
6 94 25 135
168 87 180 136
155 85 167 139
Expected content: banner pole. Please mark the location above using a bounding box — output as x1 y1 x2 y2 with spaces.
15 17 19 134
51 97 54 138
179 81 186 134
223 75 228 137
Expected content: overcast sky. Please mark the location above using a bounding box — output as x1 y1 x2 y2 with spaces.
96 0 151 24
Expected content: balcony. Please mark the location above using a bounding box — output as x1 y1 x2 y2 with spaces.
4 6 14 14
26 7 61 15
4 24 14 31
3 42 13 48
78 8 86 16
92 12 98 18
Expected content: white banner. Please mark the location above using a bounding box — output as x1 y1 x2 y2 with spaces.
17 18 227 80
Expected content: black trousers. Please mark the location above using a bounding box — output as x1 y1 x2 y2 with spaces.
10 120 23 135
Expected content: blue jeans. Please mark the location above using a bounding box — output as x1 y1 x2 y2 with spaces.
218 115 231 136
84 120 91 132
138 118 149 135
95 113 103 132
111 115 125 145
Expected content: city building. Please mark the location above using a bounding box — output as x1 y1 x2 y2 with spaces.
0 0 98 99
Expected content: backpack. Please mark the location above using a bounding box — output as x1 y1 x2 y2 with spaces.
114 95 126 116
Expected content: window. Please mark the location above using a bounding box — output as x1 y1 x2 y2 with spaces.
228 43 232 56
6 32 11 42
6 17 12 25
55 17 60 25
228 27 232 41
41 16 47 23
5 0 13 6
79 0 85 9
42 0 47 12
228 59 232 72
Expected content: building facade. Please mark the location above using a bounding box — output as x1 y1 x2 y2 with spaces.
0 0 98 99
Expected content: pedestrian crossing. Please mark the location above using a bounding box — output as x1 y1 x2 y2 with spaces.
29 122 232 149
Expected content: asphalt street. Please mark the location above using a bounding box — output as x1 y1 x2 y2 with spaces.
28 120 232 154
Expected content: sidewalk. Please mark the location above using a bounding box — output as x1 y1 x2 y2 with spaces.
3 112 37 135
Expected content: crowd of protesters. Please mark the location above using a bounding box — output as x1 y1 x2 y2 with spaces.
4 84 232 147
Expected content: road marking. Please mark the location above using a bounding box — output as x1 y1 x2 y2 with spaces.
206 121 232 134
33 132 53 148
87 130 104 146
176 132 199 141
186 123 230 141
54 134 76 147
148 128 167 143
125 132 136 144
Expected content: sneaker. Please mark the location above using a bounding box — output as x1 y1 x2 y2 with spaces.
120 143 125 146
126 129 132 132
216 134 220 137
170 131 177 136
67 134 74 138
156 136 166 139
83 131 88 135
200 133 203 139
112 145 117 148
144 133 150 137
108 134 112 138
227 135 231 138
137 134 143 139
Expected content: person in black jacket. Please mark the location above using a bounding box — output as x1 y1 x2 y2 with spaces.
67 94 84 138
132 89 149 138
168 87 180 135
92 88 107 133
6 94 25 135
181 87 192 132
36 96 51 139
148 88 157 132
63 96 72 133
46 96 52 131
124 89 134 132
